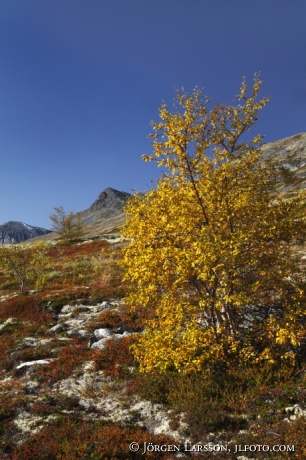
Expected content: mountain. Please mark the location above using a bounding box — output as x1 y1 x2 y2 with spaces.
77 187 131 225
0 221 51 244
260 132 306 198
5 134 306 245
24 187 131 243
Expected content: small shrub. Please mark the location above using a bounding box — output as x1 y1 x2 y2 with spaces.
0 405 14 435
93 335 136 378
126 371 171 406
181 400 248 440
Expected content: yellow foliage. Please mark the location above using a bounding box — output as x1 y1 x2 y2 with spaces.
121 75 306 372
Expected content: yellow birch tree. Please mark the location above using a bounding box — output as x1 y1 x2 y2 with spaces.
121 75 306 373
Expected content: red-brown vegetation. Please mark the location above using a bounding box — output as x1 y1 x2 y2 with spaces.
35 339 92 385
1 237 306 458
93 335 136 378
10 419 177 459
86 303 152 334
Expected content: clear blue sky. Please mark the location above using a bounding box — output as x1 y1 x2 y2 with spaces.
0 0 305 229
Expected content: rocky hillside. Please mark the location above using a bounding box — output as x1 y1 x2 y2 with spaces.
0 221 51 244
77 187 131 225
261 132 306 197
9 188 131 244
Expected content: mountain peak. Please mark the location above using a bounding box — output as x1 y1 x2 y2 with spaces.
79 187 131 225
89 188 131 212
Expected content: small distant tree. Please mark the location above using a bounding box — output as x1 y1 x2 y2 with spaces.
49 206 84 244
0 243 50 293
121 75 306 373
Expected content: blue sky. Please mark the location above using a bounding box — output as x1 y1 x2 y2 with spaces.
0 0 305 229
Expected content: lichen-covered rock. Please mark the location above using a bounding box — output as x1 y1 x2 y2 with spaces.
94 328 112 339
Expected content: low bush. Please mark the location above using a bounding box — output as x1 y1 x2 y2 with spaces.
127 361 306 446
10 418 178 460
93 335 136 378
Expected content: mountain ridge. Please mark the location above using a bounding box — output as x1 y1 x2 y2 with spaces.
0 221 51 244
2 132 306 244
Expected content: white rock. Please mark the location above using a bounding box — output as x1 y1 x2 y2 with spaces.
91 337 110 349
91 331 127 349
22 337 53 346
94 328 112 339
0 317 13 330
61 305 75 313
64 319 85 328
285 404 306 420
48 324 64 332
24 381 40 392
101 301 113 308
237 457 255 460
16 359 55 369
22 337 37 346
83 361 96 372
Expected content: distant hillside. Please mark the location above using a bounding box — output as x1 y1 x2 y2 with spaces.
260 132 306 198
27 214 127 244
77 187 131 224
0 221 51 244
26 187 131 244
7 134 306 246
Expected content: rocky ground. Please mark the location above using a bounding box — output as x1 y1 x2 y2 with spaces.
1 230 306 458
0 296 188 455
2 293 306 459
